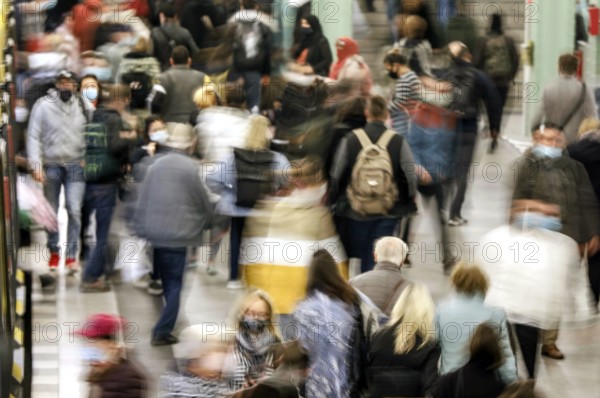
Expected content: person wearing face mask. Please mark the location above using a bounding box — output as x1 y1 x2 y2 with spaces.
79 74 101 118
477 199 596 379
290 15 333 77
80 51 114 83
384 49 421 136
512 122 600 360
223 290 282 392
97 24 138 81
75 313 148 397
329 36 373 97
27 70 87 272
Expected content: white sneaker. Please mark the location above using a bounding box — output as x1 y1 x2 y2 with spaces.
226 280 246 290
133 273 153 289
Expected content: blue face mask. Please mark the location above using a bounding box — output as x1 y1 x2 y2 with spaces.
149 129 169 144
80 347 108 363
532 144 562 159
513 212 562 232
82 87 99 101
81 67 112 82
119 36 137 47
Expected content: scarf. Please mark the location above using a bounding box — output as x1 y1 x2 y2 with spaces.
329 37 359 80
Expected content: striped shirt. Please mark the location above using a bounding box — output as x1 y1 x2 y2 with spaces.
388 70 421 136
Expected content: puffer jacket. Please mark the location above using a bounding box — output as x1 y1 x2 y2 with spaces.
27 89 86 167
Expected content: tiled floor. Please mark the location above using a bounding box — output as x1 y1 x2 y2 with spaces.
24 127 600 397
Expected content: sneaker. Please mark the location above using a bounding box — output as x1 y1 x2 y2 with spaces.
39 273 56 290
48 252 60 271
226 280 246 290
147 280 163 296
133 272 153 289
65 258 79 274
151 334 179 346
443 261 455 276
403 257 412 269
79 280 111 293
206 263 218 276
448 217 467 227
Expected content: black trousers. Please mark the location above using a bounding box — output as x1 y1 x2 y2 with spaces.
513 323 540 379
587 250 600 306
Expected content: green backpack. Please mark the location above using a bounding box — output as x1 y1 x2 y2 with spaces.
483 35 512 80
82 115 120 182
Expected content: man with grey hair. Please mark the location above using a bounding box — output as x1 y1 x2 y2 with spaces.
349 236 412 316
135 123 215 346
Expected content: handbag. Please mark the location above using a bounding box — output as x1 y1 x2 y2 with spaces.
555 82 587 130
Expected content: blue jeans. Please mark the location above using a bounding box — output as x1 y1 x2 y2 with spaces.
346 217 399 273
44 163 86 259
82 183 118 282
232 70 262 111
153 247 187 338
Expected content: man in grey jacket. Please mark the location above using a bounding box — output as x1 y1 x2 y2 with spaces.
349 236 412 316
27 70 87 271
134 123 215 346
532 53 596 144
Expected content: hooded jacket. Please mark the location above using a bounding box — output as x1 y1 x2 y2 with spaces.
292 15 332 77
27 89 86 167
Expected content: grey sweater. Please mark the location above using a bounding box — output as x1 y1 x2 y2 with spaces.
27 89 86 167
134 151 214 247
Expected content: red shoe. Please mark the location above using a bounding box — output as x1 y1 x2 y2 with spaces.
65 258 79 274
48 252 60 270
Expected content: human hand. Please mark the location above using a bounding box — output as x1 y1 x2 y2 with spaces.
32 169 45 183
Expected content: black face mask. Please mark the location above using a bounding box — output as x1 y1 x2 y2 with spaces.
59 89 73 103
301 27 313 36
388 70 399 79
241 317 268 333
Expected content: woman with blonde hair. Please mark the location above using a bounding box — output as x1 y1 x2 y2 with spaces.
368 282 440 397
223 289 282 392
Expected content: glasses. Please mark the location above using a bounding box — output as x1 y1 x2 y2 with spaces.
244 311 270 319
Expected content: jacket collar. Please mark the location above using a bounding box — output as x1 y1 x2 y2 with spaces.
455 292 485 303
374 261 401 272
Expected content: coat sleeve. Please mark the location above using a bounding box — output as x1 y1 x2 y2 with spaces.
327 135 350 205
496 311 519 384
311 37 333 76
399 139 417 198
27 101 44 168
422 345 441 396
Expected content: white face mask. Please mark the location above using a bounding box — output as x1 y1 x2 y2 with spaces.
15 106 29 122
149 129 169 144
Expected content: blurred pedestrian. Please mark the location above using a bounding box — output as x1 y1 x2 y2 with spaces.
329 37 373 96
289 15 332 77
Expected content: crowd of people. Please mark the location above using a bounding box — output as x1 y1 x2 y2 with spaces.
11 0 600 397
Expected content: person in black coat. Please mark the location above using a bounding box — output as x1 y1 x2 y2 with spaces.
290 15 333 77
433 322 507 398
368 283 440 398
567 121 600 305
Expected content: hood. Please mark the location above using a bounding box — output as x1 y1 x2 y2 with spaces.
304 15 324 36
228 9 280 33
335 37 359 61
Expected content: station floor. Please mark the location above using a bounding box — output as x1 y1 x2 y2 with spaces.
23 121 600 397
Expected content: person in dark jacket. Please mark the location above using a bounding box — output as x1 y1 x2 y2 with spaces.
566 118 600 305
179 0 227 49
433 322 507 398
368 283 440 398
290 15 333 77
76 313 148 398
444 41 502 227
328 96 423 273
80 84 133 293
395 0 442 49
151 2 199 71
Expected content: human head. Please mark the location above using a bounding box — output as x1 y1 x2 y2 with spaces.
164 122 196 151
241 0 259 10
235 289 280 337
389 283 436 354
170 45 191 67
403 15 428 39
558 53 579 76
80 74 101 102
334 96 367 124
531 122 565 149
374 237 408 266
245 115 270 150
193 85 220 110
102 83 131 112
225 83 247 108
469 323 504 370
75 314 126 371
306 249 358 305
402 0 423 13
448 41 472 62
450 263 489 297
301 15 323 35
144 115 166 143
80 51 112 82
55 70 77 92
366 95 388 122
132 36 150 53
490 13 503 34
383 48 409 79
159 2 177 25
511 199 561 219
578 117 600 137
335 37 359 61
287 155 324 188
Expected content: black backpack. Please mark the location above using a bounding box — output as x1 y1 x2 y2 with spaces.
233 21 267 71
120 69 153 109
444 66 480 119
233 148 276 208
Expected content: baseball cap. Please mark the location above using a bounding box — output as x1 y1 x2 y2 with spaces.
74 313 126 339
56 70 77 82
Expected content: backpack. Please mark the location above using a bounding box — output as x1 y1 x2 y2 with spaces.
444 66 479 119
233 21 266 71
347 129 399 216
233 148 276 208
483 35 512 80
120 68 153 109
24 77 56 112
83 111 120 182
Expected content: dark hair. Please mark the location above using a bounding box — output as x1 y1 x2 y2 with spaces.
490 13 503 34
367 95 388 120
469 323 503 370
160 2 177 18
144 115 164 142
241 0 259 10
303 15 323 36
171 45 190 65
559 53 579 75
335 96 367 124
530 121 562 134
384 50 408 66
306 249 358 305
225 83 247 108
